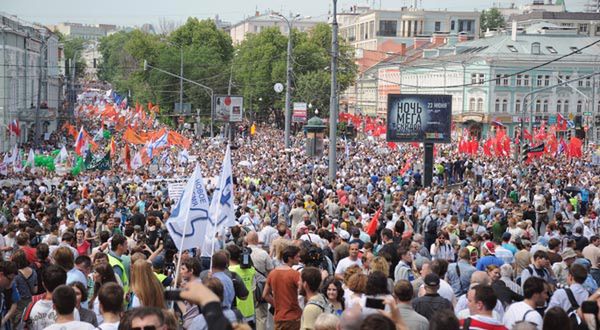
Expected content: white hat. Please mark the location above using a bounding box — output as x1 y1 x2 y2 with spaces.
339 230 350 240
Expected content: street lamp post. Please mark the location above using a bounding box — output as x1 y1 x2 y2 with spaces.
271 12 301 149
144 60 214 138
329 0 339 184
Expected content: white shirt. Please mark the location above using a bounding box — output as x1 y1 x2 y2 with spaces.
43 321 95 330
335 257 362 275
546 284 589 313
30 300 81 330
502 301 543 330
97 322 120 330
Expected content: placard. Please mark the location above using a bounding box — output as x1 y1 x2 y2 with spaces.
387 94 451 143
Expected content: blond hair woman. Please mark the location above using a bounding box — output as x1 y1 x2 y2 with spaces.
129 259 166 309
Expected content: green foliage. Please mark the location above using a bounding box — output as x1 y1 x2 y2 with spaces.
233 23 357 122
59 36 87 79
98 18 234 122
480 8 505 34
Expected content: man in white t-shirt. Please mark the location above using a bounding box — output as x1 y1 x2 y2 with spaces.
502 276 548 330
29 265 81 330
334 242 362 280
43 285 94 330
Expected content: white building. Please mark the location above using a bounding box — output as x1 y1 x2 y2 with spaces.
508 12 600 36
228 12 324 45
337 5 480 50
0 14 64 151
53 22 117 40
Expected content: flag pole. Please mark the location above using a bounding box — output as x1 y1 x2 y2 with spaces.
209 143 230 270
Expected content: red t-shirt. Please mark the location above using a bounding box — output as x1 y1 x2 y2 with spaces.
267 268 302 321
77 241 91 256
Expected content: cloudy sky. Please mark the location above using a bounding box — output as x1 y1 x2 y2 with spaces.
2 0 589 28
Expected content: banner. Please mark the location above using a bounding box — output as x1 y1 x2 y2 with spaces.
215 96 243 122
386 94 452 143
292 102 308 123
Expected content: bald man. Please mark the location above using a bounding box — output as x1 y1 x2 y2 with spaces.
454 271 505 321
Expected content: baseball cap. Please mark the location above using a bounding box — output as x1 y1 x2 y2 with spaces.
424 273 440 287
501 232 512 241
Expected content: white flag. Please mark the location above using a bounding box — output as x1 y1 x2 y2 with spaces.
58 146 69 163
209 145 236 230
131 152 143 170
166 163 212 251
26 149 35 168
13 147 22 172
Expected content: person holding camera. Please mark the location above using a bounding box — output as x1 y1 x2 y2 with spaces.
226 244 256 327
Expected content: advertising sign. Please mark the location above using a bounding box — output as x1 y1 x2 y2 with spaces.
292 102 308 123
215 96 244 122
386 94 452 143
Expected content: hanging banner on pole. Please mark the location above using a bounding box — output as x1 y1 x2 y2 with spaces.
386 94 452 143
215 96 243 122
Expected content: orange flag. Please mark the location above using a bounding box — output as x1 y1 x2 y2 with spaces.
63 123 78 140
110 138 117 158
123 128 147 145
366 207 382 236
167 131 191 149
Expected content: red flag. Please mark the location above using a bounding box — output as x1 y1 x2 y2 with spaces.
387 142 397 150
522 128 533 141
400 159 412 176
123 144 131 171
568 137 583 158
366 207 382 236
483 139 492 156
110 138 117 158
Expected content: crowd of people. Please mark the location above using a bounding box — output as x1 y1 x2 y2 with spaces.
0 91 600 330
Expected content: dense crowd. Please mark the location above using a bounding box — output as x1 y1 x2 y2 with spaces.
1 93 600 330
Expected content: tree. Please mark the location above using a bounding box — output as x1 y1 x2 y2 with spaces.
232 23 357 123
480 8 505 34
97 18 234 123
55 31 87 79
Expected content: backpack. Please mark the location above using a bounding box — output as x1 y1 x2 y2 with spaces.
252 269 267 304
20 293 45 330
565 288 588 330
307 294 335 314
425 216 438 234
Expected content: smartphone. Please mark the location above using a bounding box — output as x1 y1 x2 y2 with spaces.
365 297 385 310
164 290 182 301
582 301 599 314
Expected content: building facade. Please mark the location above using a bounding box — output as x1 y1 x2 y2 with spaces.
338 6 480 50
509 12 600 36
228 12 323 45
1 14 64 151
367 23 600 141
53 22 117 40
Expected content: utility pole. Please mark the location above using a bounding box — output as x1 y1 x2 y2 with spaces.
179 47 183 114
328 0 339 184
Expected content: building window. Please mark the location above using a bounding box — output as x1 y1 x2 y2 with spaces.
543 100 548 113
477 98 484 111
523 75 529 86
502 99 508 112
557 100 562 113
546 46 557 54
537 75 543 86
495 99 501 112
531 42 541 55
507 45 518 52
570 47 581 54
535 100 541 113
544 75 550 86
577 100 583 113
586 77 591 87
579 24 588 33
451 20 455 31
378 20 397 37
435 21 441 32
516 99 521 112
469 98 476 111
495 74 502 85
516 74 527 86
564 100 569 112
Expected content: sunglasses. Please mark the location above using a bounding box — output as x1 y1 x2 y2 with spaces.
131 327 158 330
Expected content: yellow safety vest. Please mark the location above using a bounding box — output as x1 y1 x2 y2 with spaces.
108 254 129 294
154 272 167 285
228 264 255 318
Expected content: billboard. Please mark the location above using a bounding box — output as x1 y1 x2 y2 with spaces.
387 94 452 143
215 96 243 122
292 102 308 123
